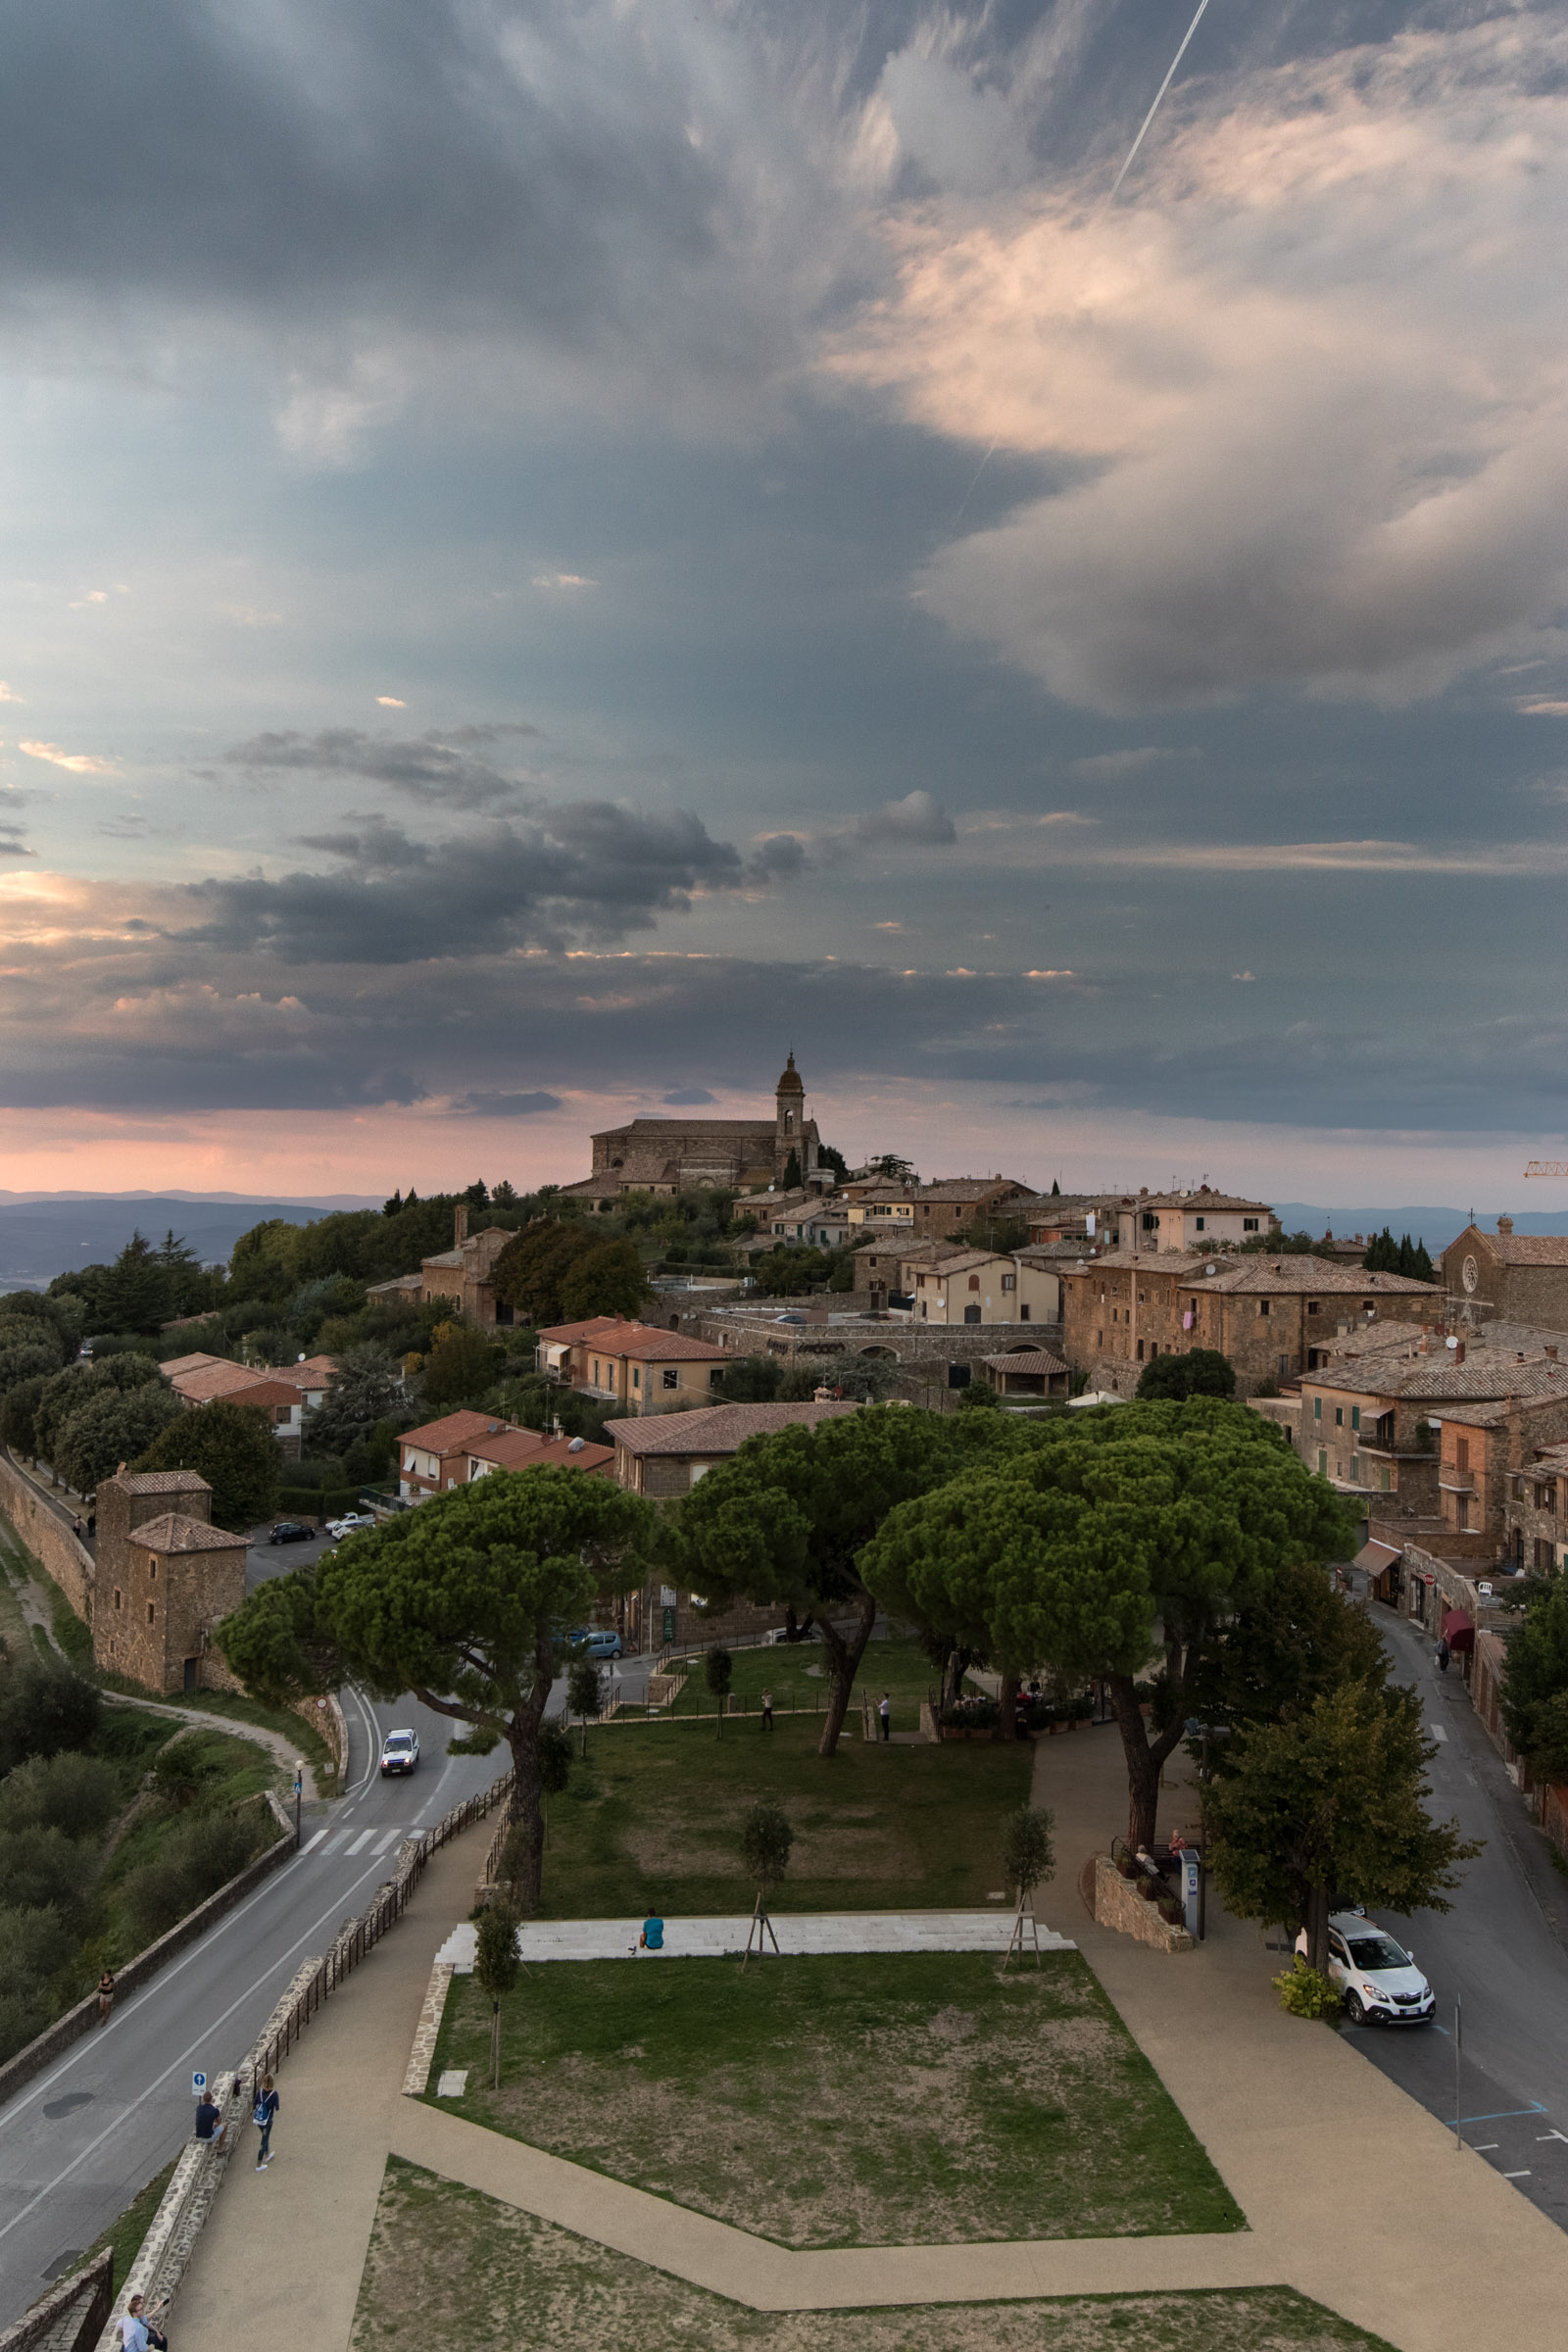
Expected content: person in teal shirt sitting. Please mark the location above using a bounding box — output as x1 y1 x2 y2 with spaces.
639 1912 664 1952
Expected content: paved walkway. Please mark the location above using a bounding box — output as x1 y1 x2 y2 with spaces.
173 1723 1568 2352
435 1909 1077 1967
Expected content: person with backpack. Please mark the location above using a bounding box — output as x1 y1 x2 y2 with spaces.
253 2074 279 2170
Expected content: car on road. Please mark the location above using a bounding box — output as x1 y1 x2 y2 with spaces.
267 1520 316 1545
567 1628 622 1660
1297 1912 1435 2024
325 1510 377 1540
379 1728 419 1776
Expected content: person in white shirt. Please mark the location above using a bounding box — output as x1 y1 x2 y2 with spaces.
119 2295 167 2351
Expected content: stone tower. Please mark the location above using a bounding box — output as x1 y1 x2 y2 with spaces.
775 1052 807 1175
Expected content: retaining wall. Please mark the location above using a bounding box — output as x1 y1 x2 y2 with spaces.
1093 1854 1193 1953
0 1790 295 2112
291 1691 347 1781
0 1452 94 1622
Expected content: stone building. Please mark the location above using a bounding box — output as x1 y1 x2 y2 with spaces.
536 1315 729 1414
1298 1337 1568 1513
841 1174 1034 1242
372 1205 519 1328
567 1054 821 1208
1059 1251 1441 1398
896 1247 1061 1327
1093 1187 1278 1255
1432 1383 1568 1553
92 1469 247 1694
1503 1434 1568 1574
1444 1217 1568 1334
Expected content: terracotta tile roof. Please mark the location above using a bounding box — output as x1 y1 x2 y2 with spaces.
1308 1347 1568 1402
401 1410 513 1454
609 1400 861 1456
468 1430 615 1475
215 1380 302 1409
1131 1190 1275 1213
128 1511 248 1554
114 1469 211 1495
1190 1256 1439 1298
367 1271 424 1297
1467 1230 1568 1265
981 1348 1070 1375
539 1318 726 1362
171 1360 279 1403
915 1177 1033 1203
278 1356 337 1389
1435 1383 1568 1427
159 1351 230 1379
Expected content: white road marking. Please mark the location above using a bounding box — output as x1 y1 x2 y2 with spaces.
1430 1724 1447 1741
318 1831 350 1855
1476 2143 1499 2150
299 1830 327 1854
371 1829 404 1856
345 1831 374 1855
1505 2170 1533 2179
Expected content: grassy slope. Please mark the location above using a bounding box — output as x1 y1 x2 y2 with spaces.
658 1635 937 1731
429 1951 1245 2246
538 1710 1033 1918
354 2160 1393 2352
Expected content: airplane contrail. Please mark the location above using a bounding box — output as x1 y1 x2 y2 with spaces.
1109 0 1211 200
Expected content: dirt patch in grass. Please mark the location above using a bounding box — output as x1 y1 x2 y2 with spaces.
352 2159 1388 2352
427 1951 1242 2247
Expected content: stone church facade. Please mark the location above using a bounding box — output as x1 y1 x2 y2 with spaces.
565 1054 821 1204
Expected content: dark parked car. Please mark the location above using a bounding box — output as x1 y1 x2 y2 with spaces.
268 1520 316 1545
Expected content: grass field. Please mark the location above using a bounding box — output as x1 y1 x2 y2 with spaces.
428 1950 1243 2246
353 2159 1385 2352
537 1708 1032 1918
656 1636 942 1733
82 2159 177 2293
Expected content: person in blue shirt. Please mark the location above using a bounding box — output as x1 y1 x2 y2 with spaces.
639 1912 664 1952
253 2074 279 2169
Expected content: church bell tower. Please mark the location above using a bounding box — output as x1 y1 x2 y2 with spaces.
775 1051 805 1175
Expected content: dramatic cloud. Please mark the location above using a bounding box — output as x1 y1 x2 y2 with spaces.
226 725 538 811
844 12 1568 709
662 1087 716 1105
452 1090 564 1117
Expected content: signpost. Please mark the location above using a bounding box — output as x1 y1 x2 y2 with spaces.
191 2071 207 2100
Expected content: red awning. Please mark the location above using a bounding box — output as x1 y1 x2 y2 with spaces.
1442 1608 1475 1652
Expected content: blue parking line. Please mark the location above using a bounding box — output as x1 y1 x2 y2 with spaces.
1444 2104 1547 2127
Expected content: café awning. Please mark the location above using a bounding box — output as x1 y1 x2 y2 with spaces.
1442 1608 1475 1653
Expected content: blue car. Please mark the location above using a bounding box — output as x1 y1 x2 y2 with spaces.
567 1628 622 1660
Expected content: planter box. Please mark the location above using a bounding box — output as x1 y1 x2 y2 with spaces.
1093 1854 1193 1954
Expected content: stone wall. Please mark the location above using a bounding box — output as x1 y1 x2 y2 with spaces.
682 1309 1067 1409
1093 1854 1193 1952
0 1451 95 1621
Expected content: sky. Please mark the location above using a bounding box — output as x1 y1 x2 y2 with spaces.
3 0 1568 1206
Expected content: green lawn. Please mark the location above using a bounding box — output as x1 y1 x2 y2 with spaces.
428 1951 1243 2246
538 1709 1032 1918
82 2159 177 2293
354 2159 1385 2352
657 1635 940 1733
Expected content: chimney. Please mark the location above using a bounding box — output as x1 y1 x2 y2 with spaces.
1455 1340 1466 1364
1548 1346 1560 1362
454 1202 469 1246
1498 1214 1514 1236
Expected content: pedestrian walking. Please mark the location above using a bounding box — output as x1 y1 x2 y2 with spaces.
253 2074 279 2169
73 1515 82 1540
760 1689 773 1733
1436 1637 1450 1674
878 1692 891 1741
96 1969 115 2026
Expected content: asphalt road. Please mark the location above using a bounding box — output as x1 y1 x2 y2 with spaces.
0 1678 495 2326
1339 1600 1568 2231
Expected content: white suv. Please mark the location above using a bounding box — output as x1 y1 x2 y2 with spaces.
325 1510 376 1540
1297 1912 1435 2025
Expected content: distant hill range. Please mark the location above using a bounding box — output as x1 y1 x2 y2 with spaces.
1273 1204 1568 1256
0 1192 381 1293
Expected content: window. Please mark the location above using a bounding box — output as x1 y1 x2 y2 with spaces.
113 1588 122 1611
1258 1299 1270 1317
1537 1538 1554 1573
1196 1215 1205 1232
709 1368 724 1387
632 1367 641 1390
1361 1300 1373 1313
1306 1300 1320 1316
1455 1437 1470 1474
1313 1396 1322 1421
1318 1449 1328 1474
1244 1217 1258 1232
963 1304 981 1324
1097 1329 1103 1346
1350 1406 1360 1432
968 1275 981 1291
1137 1340 1145 1360
1020 1303 1031 1322
1335 1406 1344 1427
1349 1454 1360 1482
1002 1274 1015 1292
662 1368 679 1391
1380 1466 1391 1493
147 1601 156 1624
149 1560 157 1581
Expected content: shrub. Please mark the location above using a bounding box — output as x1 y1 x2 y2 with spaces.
941 1696 1000 1731
1274 1956 1341 2019
739 1798 794 1890
120 1808 260 1946
151 1737 221 1810
0 1654 100 1770
0 1826 91 1919
0 1751 120 1840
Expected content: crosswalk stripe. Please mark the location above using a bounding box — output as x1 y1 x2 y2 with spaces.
318 1829 350 1855
300 1829 327 1854
372 1828 405 1856
345 1830 375 1855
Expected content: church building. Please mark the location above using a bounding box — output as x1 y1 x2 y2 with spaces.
562 1054 821 1206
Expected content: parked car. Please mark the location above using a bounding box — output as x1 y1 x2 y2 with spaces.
567 1628 622 1660
1296 1912 1435 2025
325 1510 376 1541
764 1624 823 1644
379 1728 419 1777
267 1521 316 1545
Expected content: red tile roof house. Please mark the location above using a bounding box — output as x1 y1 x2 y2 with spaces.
399 1410 516 1500
465 1428 615 1482
535 1316 730 1416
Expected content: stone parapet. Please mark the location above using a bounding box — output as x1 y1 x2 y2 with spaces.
0 1450 95 1621
1093 1853 1193 1953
